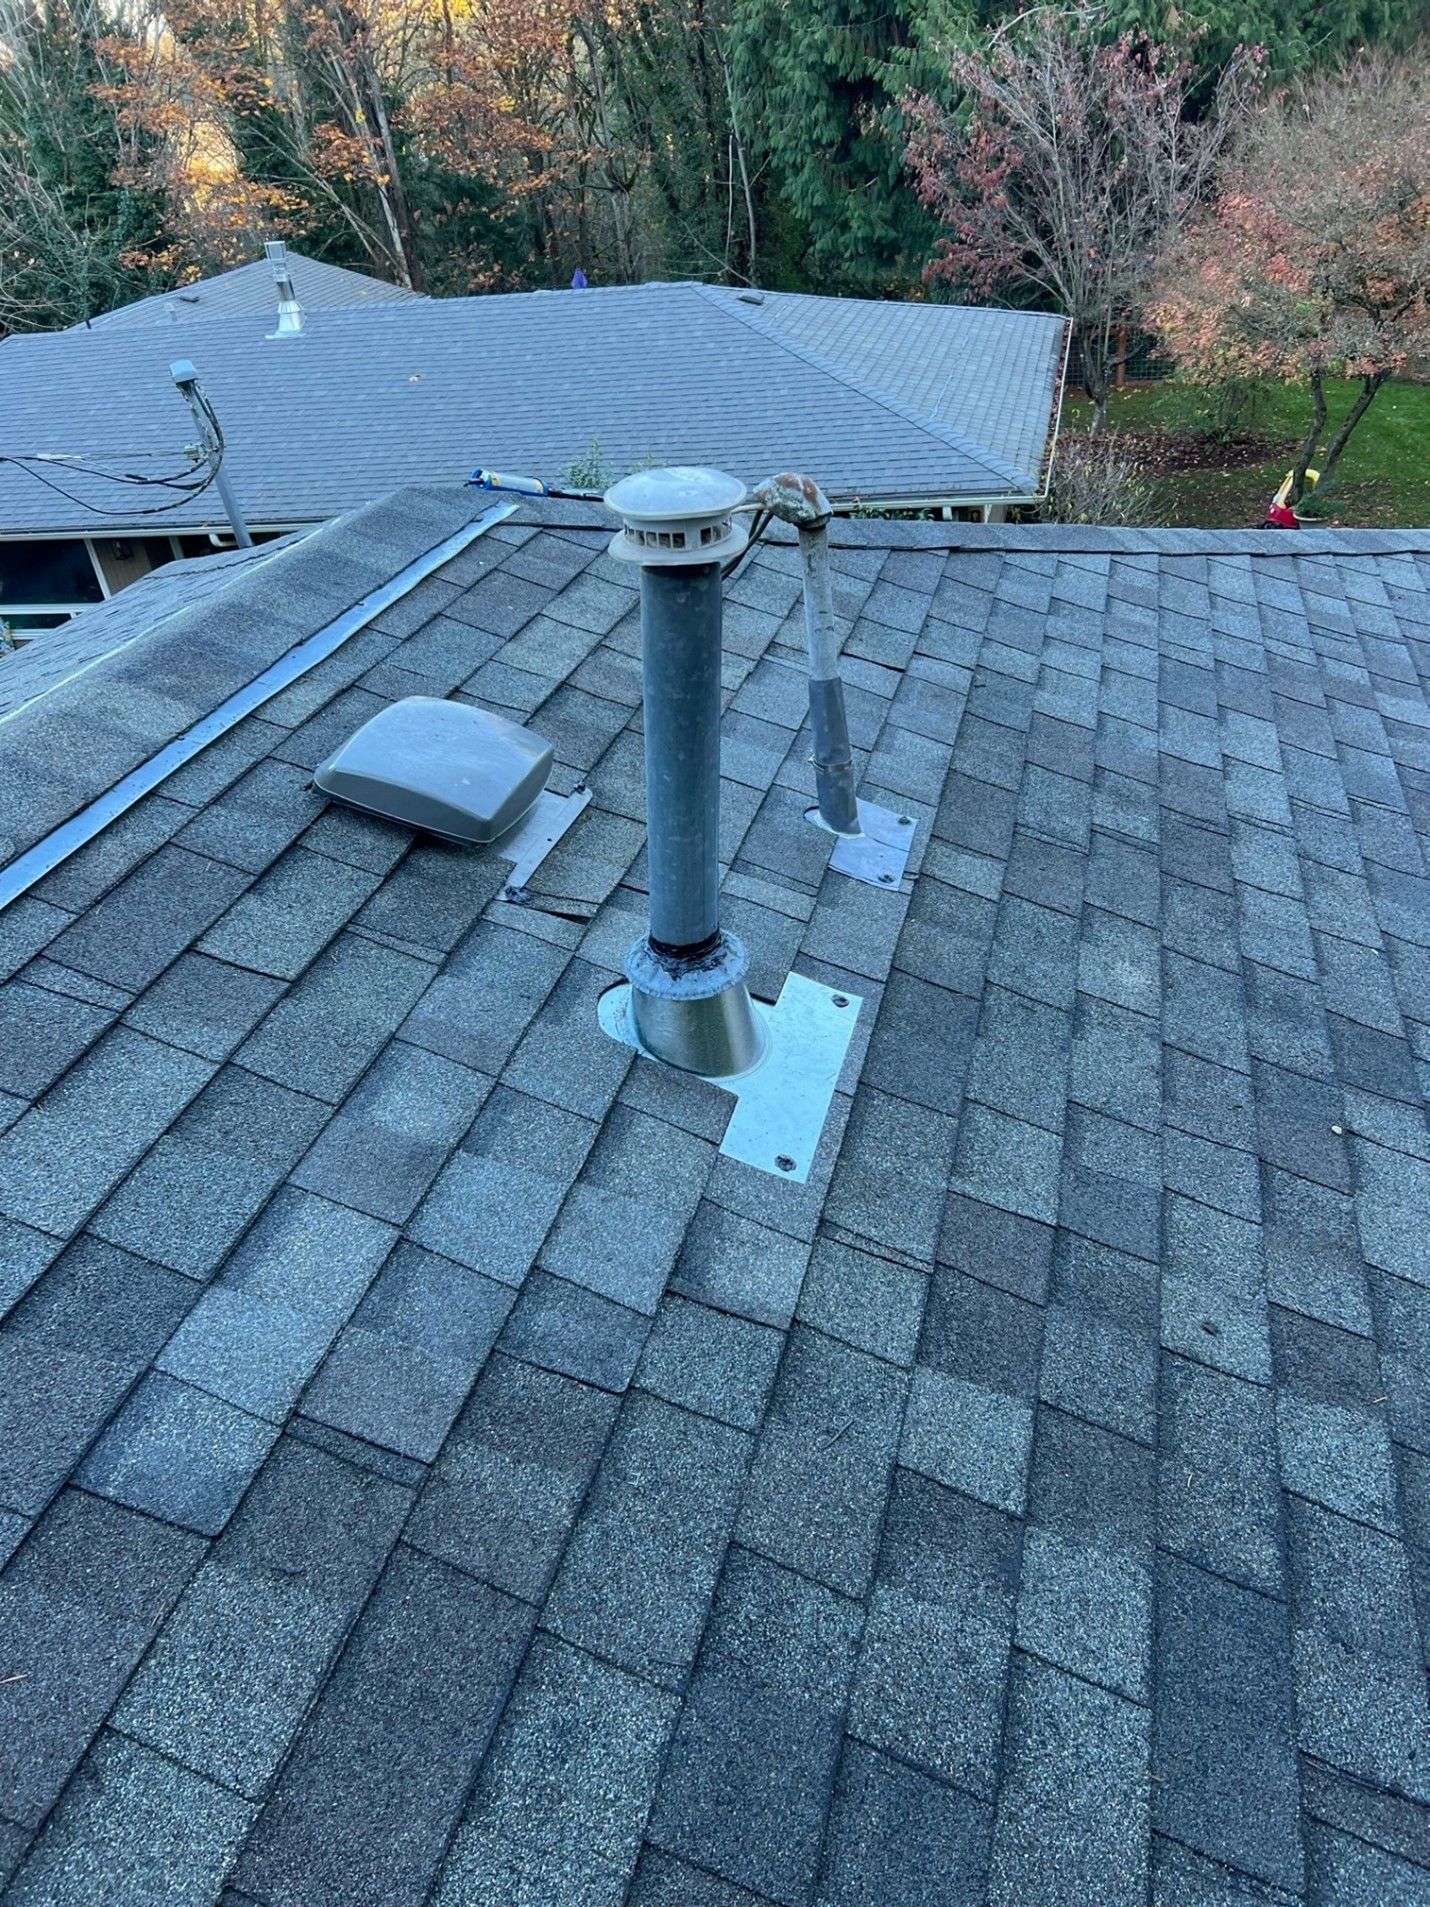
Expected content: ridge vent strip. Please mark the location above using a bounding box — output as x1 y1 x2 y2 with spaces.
0 501 518 912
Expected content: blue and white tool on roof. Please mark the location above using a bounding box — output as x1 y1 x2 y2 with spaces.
468 468 551 496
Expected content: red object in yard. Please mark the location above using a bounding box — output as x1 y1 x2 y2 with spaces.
1264 500 1299 528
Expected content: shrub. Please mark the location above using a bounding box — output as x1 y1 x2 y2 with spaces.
1040 432 1159 527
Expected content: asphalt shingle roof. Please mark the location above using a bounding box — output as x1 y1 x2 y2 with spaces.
73 251 420 333
1 489 1429 1905
0 284 1066 537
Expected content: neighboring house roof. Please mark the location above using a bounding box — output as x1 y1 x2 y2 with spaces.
72 251 420 333
1 492 1429 1905
0 283 1067 539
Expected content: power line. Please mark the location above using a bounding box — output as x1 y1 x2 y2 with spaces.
0 449 222 518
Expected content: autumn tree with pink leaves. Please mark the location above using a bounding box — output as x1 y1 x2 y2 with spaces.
904 7 1259 431
1150 52 1430 509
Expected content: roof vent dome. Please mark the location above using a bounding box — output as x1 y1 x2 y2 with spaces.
605 466 748 567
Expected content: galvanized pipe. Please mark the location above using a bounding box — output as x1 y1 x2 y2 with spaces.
796 522 860 835
753 472 859 836
640 561 723 954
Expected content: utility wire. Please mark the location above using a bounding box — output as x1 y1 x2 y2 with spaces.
0 449 222 519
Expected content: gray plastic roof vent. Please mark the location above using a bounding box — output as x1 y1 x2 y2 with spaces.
314 696 552 844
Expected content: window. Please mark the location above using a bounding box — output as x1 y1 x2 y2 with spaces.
0 539 103 609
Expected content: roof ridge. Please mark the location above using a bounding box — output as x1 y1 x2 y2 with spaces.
691 283 1041 495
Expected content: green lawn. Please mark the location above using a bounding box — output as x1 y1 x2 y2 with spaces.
1061 377 1430 530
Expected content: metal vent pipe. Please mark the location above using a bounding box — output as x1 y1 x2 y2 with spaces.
606 467 766 1078
752 472 859 836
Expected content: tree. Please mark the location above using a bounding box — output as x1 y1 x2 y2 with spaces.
904 6 1258 428
727 0 958 294
0 0 166 331
1149 50 1430 506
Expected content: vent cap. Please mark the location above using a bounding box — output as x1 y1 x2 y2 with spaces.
314 697 552 844
605 466 748 567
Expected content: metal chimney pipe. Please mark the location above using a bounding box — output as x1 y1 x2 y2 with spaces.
264 240 303 336
605 467 766 1078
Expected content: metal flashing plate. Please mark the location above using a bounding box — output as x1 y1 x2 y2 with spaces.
497 783 593 896
599 969 861 1182
819 798 917 890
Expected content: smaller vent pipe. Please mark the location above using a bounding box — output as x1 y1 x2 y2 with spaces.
265 239 303 336
752 472 860 837
605 467 766 1079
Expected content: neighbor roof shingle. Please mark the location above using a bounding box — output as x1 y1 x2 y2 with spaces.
0 489 1428 1906
0 283 1066 537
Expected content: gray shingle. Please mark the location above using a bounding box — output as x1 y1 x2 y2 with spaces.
900 1366 1033 1514
299 1243 513 1460
77 1373 279 1535
825 1086 961 1259
0 1333 132 1517
738 1326 905 1597
1015 1524 1151 1702
948 1101 1062 1228
670 1201 812 1327
0 1028 213 1238
501 1269 651 1393
89 1065 330 1278
431 1632 676 1907
850 1469 1017 1796
1158 1356 1284 1597
407 1085 597 1283
540 1103 714 1313
198 847 381 978
816 1741 991 1907
113 1438 410 1795
290 1040 491 1224
1153 1554 1303 1892
405 1351 617 1600
235 1545 535 1907
649 1549 861 1907
0 1218 64 1314
0 980 116 1101
48 846 250 994
398 920 569 1072
156 1188 395 1420
234 931 436 1104
988 1654 1149 1907
545 1391 750 1685
1150 1839 1298 1907
1161 1195 1272 1384
635 1295 784 1430
0 1490 204 1830
1286 1497 1430 1800
122 953 286 1062
795 1236 927 1365
3 1730 255 1907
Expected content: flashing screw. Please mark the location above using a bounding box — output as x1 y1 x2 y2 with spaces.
775 1154 797 1174
878 871 895 884
898 814 912 826
832 994 849 1008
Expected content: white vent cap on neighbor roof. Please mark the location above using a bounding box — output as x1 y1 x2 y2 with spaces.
313 697 552 844
605 466 748 567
